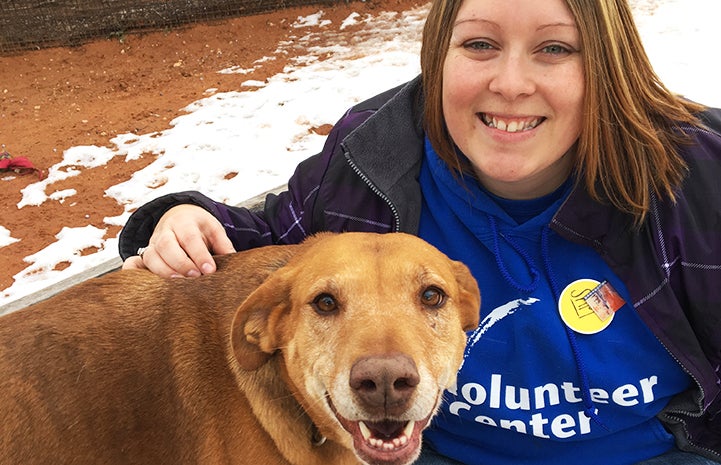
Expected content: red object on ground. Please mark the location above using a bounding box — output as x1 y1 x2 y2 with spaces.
0 150 46 179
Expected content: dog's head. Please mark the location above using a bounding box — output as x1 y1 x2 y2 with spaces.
230 232 480 465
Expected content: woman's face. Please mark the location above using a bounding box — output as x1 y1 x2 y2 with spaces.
442 0 584 199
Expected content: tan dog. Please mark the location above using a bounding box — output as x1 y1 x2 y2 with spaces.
0 232 480 465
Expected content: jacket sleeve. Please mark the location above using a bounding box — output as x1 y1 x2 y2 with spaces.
117 107 375 260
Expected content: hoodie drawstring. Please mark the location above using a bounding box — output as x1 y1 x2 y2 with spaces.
488 215 540 293
541 226 609 431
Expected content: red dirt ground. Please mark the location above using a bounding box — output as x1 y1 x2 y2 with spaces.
0 0 423 292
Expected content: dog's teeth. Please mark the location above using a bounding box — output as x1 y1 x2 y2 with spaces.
359 421 372 440
392 435 408 447
360 420 415 452
403 420 415 437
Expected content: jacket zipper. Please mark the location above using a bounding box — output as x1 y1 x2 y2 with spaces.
649 329 706 418
652 334 721 460
343 150 401 232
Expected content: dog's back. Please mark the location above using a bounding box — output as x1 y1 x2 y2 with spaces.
0 246 293 465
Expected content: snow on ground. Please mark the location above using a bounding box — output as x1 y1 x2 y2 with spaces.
1 0 719 308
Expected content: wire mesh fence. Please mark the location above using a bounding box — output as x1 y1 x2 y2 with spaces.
0 0 338 55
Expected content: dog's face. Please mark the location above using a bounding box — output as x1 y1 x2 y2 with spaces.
231 232 480 465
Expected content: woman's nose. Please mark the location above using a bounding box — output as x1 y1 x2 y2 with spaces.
488 53 536 100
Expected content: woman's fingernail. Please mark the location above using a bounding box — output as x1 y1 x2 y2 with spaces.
201 263 214 274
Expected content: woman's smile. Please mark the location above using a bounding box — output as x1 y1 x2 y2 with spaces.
478 113 545 133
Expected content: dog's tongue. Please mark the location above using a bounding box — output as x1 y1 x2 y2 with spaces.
365 420 407 438
339 417 425 465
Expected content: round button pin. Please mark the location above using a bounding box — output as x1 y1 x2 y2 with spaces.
558 279 615 334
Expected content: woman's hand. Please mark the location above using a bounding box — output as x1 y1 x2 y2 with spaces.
122 204 235 277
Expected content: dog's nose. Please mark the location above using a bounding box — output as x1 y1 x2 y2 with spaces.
349 354 420 416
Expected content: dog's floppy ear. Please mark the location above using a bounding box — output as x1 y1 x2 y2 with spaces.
452 260 481 331
230 267 293 371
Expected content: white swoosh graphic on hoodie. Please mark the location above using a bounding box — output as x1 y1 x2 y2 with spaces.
461 297 540 368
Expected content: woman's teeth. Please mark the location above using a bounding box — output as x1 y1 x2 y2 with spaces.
481 114 543 133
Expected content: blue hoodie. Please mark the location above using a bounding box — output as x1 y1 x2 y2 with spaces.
418 139 691 465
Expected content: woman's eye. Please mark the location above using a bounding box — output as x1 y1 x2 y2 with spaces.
421 287 446 309
312 293 338 314
463 40 495 52
541 43 573 56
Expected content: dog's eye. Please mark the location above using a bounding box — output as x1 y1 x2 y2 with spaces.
421 286 446 308
312 293 338 314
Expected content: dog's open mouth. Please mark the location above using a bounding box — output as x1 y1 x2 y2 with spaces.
332 409 432 465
